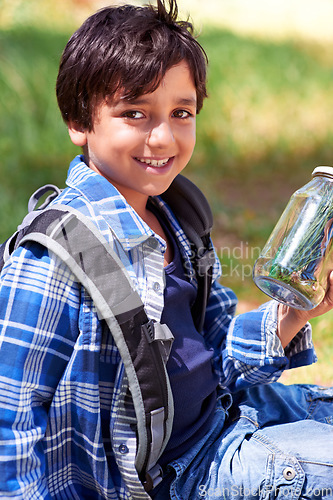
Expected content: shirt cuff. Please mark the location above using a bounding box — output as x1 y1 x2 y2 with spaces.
263 300 317 368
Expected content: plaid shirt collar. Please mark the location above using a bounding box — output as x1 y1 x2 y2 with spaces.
66 155 162 251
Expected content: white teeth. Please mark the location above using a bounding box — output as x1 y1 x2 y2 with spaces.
136 157 170 167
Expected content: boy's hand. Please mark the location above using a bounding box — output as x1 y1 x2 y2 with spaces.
277 271 333 348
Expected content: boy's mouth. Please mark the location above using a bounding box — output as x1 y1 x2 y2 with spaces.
135 157 172 168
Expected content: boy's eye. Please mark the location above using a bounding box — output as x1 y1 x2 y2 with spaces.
173 109 193 119
122 110 144 119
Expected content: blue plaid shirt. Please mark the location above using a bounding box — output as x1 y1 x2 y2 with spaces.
0 156 315 499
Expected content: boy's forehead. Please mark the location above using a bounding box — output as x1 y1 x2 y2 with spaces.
105 62 197 105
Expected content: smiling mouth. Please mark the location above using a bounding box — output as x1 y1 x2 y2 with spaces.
135 157 172 167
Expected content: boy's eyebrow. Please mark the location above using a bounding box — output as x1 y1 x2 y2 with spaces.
119 96 197 107
176 97 197 107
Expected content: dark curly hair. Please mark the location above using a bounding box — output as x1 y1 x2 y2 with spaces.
56 0 208 131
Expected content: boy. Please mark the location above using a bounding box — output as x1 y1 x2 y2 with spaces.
0 1 333 498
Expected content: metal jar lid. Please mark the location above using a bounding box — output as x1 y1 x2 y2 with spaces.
312 166 333 179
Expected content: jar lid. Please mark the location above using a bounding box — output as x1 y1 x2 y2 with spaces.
312 166 333 178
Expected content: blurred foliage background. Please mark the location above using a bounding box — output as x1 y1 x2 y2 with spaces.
1 0 333 384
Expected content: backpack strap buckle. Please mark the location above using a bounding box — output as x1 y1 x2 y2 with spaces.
143 463 163 492
142 320 174 363
195 246 216 277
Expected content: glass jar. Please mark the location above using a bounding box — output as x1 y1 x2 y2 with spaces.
253 166 333 310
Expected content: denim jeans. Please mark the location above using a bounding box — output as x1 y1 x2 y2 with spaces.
151 383 333 499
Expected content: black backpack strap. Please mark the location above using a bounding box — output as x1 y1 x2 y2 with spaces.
16 205 174 491
161 174 216 332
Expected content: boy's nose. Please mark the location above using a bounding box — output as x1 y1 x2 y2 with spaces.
147 121 175 148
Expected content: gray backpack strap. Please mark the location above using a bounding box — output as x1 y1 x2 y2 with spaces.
0 185 63 268
27 184 62 213
17 205 174 490
161 174 216 332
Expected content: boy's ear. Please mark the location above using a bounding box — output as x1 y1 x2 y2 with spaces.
68 121 88 147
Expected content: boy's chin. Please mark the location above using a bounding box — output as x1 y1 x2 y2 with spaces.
145 180 176 197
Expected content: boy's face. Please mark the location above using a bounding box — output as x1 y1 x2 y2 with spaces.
68 61 197 213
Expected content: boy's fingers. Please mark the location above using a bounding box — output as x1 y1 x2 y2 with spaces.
326 271 333 294
328 271 333 286
322 271 333 309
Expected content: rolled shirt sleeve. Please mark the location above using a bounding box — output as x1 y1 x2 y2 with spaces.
204 280 316 393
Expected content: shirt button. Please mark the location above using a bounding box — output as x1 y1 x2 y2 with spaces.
118 443 129 454
153 282 161 292
147 237 158 249
283 467 296 480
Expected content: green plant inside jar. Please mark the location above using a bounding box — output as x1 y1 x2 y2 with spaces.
267 200 333 303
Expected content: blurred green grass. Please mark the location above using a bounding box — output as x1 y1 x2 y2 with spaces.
1 21 333 384
0 27 77 228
